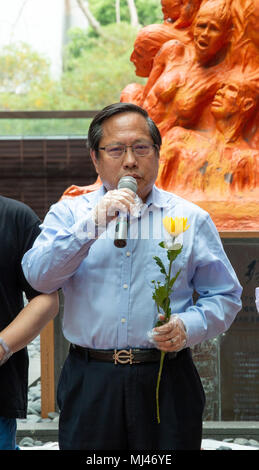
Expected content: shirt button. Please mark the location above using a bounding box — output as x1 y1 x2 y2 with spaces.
121 318 126 323
126 251 131 257
123 284 128 289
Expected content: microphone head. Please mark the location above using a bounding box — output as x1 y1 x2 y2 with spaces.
117 176 138 193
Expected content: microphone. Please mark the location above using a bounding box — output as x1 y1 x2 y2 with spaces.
114 176 138 248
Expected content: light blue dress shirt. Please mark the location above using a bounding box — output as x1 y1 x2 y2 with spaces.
22 185 242 350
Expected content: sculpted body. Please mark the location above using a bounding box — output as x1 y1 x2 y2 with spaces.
142 0 233 133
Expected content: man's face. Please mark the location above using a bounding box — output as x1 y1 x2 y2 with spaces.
193 11 226 63
90 112 159 202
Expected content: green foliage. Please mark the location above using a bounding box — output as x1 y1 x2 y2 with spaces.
0 42 51 94
135 0 163 25
88 0 163 26
152 282 171 316
62 22 145 109
152 246 182 320
167 245 183 262
153 256 166 276
64 27 98 63
0 0 164 134
151 243 183 424
0 118 91 137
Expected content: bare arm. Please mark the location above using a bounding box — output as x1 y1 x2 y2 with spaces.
0 291 59 362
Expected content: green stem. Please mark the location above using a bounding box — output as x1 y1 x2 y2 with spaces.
155 251 174 423
156 350 166 424
165 258 173 320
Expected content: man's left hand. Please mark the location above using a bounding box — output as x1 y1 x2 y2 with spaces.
152 314 187 352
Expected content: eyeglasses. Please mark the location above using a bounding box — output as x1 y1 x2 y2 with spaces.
99 143 158 158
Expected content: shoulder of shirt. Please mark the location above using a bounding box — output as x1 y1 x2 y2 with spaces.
58 188 102 209
153 186 210 218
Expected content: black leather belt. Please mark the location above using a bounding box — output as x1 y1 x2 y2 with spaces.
71 344 178 364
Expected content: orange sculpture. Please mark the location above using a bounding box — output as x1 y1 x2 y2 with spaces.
64 0 259 231
156 73 259 229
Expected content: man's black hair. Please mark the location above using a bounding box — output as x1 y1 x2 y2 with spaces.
87 102 162 157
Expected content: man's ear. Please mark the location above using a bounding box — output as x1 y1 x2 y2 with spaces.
90 150 99 174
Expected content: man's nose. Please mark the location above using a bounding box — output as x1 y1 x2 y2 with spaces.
122 147 138 166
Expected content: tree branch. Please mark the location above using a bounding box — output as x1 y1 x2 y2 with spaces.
115 0 121 23
76 0 103 36
127 0 140 28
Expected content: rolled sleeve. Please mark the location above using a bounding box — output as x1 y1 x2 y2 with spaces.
180 214 242 347
22 199 103 294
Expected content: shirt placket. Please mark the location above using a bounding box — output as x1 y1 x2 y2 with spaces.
117 239 133 348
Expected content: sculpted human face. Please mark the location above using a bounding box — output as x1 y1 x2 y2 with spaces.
193 11 227 63
90 112 159 202
246 2 259 49
130 44 153 77
211 83 240 119
211 81 255 121
161 0 182 21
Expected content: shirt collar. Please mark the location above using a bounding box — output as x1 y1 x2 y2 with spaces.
145 185 174 209
82 185 106 205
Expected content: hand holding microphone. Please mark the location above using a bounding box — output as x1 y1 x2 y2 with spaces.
114 176 138 247
93 177 137 245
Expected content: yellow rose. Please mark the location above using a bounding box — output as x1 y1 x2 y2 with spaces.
163 216 190 237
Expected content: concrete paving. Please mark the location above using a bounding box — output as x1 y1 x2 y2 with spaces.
16 421 259 450
18 439 258 451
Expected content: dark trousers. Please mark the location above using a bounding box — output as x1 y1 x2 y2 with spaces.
57 347 205 450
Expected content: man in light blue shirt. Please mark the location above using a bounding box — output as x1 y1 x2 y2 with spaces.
22 103 242 450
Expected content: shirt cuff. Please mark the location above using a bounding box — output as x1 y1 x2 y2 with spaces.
179 309 207 348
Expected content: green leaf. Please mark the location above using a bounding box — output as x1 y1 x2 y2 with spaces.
152 285 168 309
167 245 183 262
169 269 181 289
159 241 166 249
153 256 166 275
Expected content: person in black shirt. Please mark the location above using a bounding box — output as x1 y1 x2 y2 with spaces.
0 196 58 450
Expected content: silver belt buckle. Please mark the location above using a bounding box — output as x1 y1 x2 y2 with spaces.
113 349 134 364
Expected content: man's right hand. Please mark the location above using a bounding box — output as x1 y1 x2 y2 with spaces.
93 188 136 227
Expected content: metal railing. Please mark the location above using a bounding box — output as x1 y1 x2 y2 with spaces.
0 110 99 119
